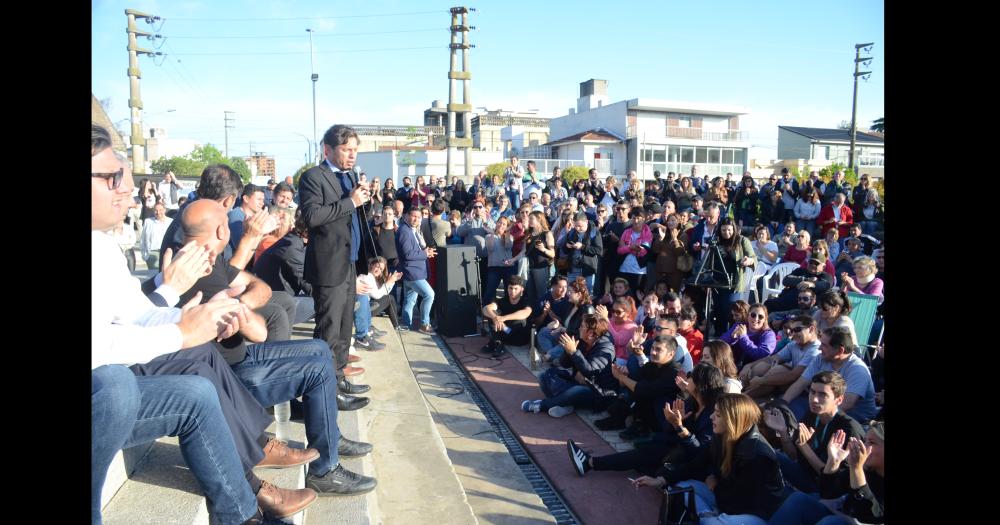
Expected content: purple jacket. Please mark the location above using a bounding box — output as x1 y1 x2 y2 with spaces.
721 325 777 365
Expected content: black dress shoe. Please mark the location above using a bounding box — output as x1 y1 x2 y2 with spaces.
306 464 377 496
338 378 371 395
336 392 370 411
338 436 374 458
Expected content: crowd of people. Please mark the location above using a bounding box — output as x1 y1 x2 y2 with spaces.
94 122 885 524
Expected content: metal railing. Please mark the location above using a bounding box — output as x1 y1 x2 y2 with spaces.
666 127 748 141
473 115 551 128
351 124 445 137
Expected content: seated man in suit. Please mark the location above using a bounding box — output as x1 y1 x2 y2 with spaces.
176 199 378 496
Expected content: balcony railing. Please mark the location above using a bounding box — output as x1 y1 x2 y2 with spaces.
666 127 748 142
473 115 551 127
351 124 445 137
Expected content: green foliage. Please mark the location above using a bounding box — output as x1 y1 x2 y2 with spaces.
293 163 312 186
872 178 885 204
819 162 858 187
561 165 590 186
870 117 884 133
485 162 507 181
150 143 251 183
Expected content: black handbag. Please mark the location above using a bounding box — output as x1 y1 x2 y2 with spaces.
658 485 699 525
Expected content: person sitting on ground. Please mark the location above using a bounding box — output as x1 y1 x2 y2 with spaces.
600 297 640 365
764 257 834 315
699 340 743 394
678 305 705 365
739 315 821 400
481 275 534 358
782 327 877 423
522 312 616 418
570 363 727 478
815 289 858 347
530 274 572 331
627 313 695 379
600 335 683 435
597 276 634 306
634 393 786 525
769 287 818 331
720 302 776 368
768 421 885 525
763 371 866 495
635 292 664 336
357 256 402 332
840 255 884 306
537 277 596 363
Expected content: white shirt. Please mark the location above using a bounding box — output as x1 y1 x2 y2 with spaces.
140 217 173 258
92 231 183 369
358 273 395 299
158 181 178 208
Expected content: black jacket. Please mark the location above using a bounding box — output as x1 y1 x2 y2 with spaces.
665 426 785 520
558 333 617 391
820 467 884 523
253 233 311 296
559 221 604 276
298 163 372 286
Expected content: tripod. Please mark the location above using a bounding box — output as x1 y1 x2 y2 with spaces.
686 211 735 338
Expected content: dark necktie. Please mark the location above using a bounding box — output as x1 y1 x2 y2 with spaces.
335 170 361 262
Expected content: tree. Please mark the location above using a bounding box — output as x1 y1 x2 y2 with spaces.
228 157 252 183
870 117 884 133
837 120 852 130
485 162 507 182
149 142 252 182
561 165 590 186
292 162 312 186
818 162 858 187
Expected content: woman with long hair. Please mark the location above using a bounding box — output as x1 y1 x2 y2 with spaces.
137 178 160 221
676 176 697 210
794 188 822 237
635 393 786 525
449 178 471 213
815 289 857 347
760 188 786 237
751 224 779 268
538 276 596 362
374 206 399 268
568 363 728 479
733 175 760 231
484 216 516 301
708 217 757 336
700 340 743 393
522 313 616 418
720 302 777 368
358 256 403 329
522 211 555 308
651 212 690 293
381 178 396 207
856 188 883 237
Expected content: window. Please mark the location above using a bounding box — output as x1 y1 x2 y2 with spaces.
681 148 694 163
668 146 680 162
696 147 707 163
722 149 734 164
677 115 692 128
642 149 653 162
653 148 665 162
733 149 745 164
708 149 721 164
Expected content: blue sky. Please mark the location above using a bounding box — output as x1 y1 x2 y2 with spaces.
92 0 884 176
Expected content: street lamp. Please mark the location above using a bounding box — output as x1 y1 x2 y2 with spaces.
292 133 312 166
306 28 318 164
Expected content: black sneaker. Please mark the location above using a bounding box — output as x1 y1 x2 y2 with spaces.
619 423 651 441
338 436 373 458
567 440 592 477
480 340 497 354
489 343 507 359
354 336 386 351
306 464 377 496
594 416 627 431
241 507 297 525
370 327 388 338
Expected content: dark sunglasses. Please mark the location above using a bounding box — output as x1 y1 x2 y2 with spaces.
790 326 807 333
748 313 766 319
92 168 124 190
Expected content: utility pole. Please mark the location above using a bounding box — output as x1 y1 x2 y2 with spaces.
446 7 475 180
307 28 318 164
125 9 161 175
224 111 235 158
849 42 873 172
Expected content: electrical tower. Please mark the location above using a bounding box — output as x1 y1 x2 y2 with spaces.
446 7 475 180
849 43 873 172
125 9 161 174
224 111 236 158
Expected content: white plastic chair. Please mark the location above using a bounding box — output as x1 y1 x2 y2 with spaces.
748 261 769 303
761 262 801 302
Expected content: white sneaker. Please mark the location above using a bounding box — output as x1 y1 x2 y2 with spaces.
521 400 542 413
548 405 575 418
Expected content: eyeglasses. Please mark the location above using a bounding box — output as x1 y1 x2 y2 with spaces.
797 296 813 301
748 313 766 319
92 168 124 190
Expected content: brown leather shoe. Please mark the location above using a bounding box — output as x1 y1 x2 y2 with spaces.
348 354 362 363
256 480 317 518
419 324 436 335
344 366 365 377
256 438 320 469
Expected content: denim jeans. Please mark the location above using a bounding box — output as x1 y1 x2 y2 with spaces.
354 294 372 339
538 383 602 412
795 219 816 238
485 266 515 302
768 490 838 525
859 220 878 236
231 338 341 476
626 353 644 377
402 279 435 327
674 480 769 525
537 327 559 355
567 269 595 294
92 366 258 525
775 451 821 494
292 294 316 326
507 189 521 210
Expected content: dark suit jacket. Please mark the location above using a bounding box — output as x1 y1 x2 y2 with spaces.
298 162 368 287
253 233 311 296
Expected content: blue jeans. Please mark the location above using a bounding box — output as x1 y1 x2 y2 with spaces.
567 269 595 294
485 266 516 302
768 490 842 525
92 365 257 525
674 480 769 525
293 294 316 325
775 451 820 494
795 219 816 238
402 279 435 327
859 220 878 236
538 383 602 412
231 339 341 476
354 294 372 339
626 353 644 377
507 189 521 209
537 327 560 356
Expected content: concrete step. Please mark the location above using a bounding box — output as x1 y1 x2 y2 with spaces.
101 411 309 525
100 441 154 510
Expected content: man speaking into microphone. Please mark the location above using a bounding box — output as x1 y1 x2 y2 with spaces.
299 125 373 410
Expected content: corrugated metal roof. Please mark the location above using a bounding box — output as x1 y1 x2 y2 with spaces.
779 126 883 144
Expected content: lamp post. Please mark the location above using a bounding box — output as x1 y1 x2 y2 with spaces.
292 133 312 166
306 28 318 164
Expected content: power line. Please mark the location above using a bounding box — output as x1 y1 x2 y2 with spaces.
167 28 444 39
166 45 440 56
166 10 443 21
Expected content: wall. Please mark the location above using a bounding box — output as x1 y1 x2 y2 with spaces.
358 149 504 186
777 128 811 160
548 100 628 142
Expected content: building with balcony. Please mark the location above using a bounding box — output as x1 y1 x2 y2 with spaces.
471 111 550 156
351 124 447 152
544 79 751 179
244 152 276 181
777 126 884 178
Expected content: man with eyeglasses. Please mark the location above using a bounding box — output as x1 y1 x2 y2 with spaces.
760 173 778 200
740 315 822 400
597 203 631 298
764 257 832 314
525 190 545 213
457 197 497 291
